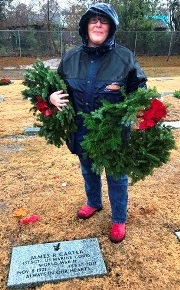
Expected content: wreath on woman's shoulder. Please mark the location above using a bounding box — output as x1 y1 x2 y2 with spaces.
80 87 176 184
22 59 77 147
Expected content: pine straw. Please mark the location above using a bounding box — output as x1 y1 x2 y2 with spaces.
0 77 180 290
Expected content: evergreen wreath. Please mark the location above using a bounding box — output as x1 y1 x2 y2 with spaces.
22 60 176 184
80 87 176 184
22 60 77 147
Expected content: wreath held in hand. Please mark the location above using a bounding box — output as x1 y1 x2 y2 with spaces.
80 87 176 184
22 60 77 148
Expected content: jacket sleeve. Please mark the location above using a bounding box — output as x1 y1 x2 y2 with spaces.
126 54 147 93
57 58 63 77
46 59 63 105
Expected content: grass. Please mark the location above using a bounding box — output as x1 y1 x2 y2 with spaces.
0 61 180 290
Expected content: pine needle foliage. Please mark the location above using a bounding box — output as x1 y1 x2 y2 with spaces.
80 88 176 184
22 60 77 147
173 90 180 99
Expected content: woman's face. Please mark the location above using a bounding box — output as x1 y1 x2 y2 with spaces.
87 16 110 47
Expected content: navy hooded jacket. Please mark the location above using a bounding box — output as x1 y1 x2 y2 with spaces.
57 3 147 155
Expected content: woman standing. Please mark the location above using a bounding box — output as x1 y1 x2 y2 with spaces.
49 3 147 243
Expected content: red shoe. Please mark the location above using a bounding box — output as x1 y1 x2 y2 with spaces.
110 223 126 243
77 205 102 220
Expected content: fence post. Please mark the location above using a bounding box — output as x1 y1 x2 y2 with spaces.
167 30 174 61
134 31 137 55
60 31 63 57
17 30 22 57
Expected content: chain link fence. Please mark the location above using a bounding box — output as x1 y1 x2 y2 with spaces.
0 29 179 57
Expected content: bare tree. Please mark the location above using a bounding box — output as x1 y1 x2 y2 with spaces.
168 0 180 31
65 3 87 30
6 3 31 28
0 0 13 27
36 0 61 54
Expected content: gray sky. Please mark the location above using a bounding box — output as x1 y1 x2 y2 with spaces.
11 0 72 9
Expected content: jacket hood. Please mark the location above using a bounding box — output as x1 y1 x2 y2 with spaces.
79 3 119 45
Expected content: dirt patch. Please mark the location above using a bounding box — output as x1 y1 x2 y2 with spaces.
0 60 180 290
0 57 46 69
0 56 180 79
0 56 180 69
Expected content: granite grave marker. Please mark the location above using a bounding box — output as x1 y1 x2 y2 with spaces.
175 231 180 241
7 238 107 288
24 127 40 135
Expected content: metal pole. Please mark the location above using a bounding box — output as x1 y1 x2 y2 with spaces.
17 30 22 57
60 31 63 57
134 31 137 55
167 30 173 61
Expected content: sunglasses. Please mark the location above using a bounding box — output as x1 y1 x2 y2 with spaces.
88 17 110 24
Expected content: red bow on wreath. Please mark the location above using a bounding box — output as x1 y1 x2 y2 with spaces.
36 96 57 116
136 98 167 130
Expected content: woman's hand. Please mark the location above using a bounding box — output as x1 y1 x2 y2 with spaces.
49 90 69 111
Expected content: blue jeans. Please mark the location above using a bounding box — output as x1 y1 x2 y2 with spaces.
79 156 128 224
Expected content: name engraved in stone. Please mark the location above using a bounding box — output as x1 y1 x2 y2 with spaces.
7 238 107 288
